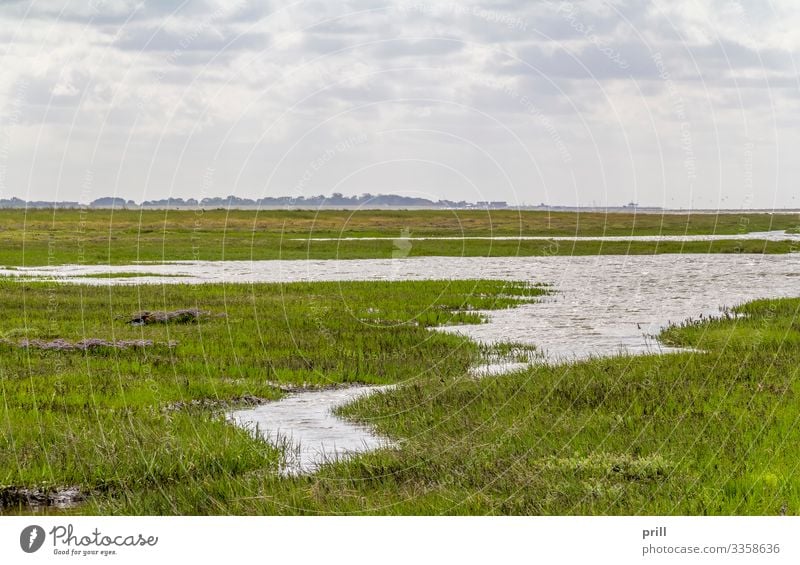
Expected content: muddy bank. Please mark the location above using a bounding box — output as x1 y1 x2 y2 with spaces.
8 338 177 351
128 309 220 325
0 486 84 511
164 395 269 412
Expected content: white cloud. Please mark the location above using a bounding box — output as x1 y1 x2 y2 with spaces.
0 0 797 207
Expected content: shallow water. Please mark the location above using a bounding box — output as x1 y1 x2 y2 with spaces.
6 254 800 472
229 386 392 475
291 230 800 243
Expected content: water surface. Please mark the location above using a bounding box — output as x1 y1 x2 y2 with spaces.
229 386 392 475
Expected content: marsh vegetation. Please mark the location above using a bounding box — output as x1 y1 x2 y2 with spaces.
1 209 797 265
0 274 797 515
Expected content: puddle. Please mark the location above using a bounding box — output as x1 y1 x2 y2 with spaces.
229 385 393 475
4 254 800 474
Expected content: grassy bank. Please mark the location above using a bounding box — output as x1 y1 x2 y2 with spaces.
0 279 543 511
93 295 800 515
1 209 798 265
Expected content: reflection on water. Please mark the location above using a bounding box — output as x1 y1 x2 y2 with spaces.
6 254 800 473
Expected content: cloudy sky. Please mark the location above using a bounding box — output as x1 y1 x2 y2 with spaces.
0 0 798 208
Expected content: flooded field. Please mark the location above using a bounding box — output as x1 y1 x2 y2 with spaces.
4 253 800 473
4 254 799 363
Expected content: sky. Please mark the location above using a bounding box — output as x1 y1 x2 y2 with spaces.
0 0 798 208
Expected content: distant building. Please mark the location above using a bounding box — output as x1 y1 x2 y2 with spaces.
477 201 508 209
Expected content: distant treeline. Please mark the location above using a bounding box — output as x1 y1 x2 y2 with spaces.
0 194 509 209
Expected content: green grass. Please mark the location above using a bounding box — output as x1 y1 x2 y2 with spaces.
0 278 544 511
3 277 800 515
1 209 798 265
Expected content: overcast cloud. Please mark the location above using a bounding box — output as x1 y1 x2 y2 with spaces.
0 0 798 207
